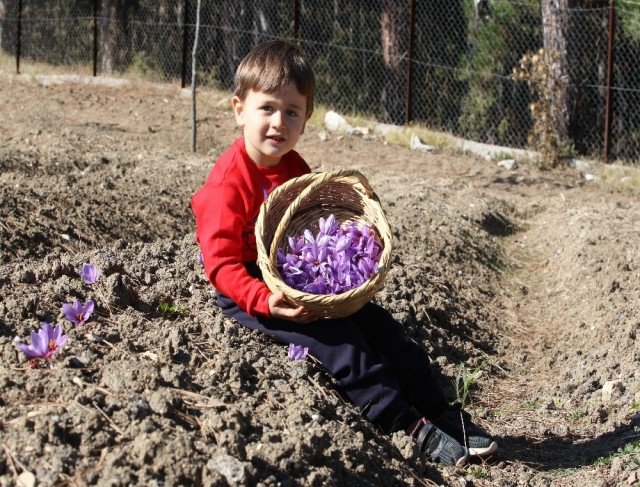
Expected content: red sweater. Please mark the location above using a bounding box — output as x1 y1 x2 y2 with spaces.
191 137 311 317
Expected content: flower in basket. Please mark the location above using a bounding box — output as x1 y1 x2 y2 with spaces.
276 215 382 295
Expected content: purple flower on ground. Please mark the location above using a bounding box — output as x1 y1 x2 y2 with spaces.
288 343 309 361
62 299 95 327
18 323 68 361
197 252 204 266
80 263 100 284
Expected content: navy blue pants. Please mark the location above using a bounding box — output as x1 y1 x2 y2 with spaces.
216 264 449 433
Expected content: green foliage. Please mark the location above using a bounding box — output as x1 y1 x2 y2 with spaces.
466 465 489 479
593 440 640 466
458 0 539 147
522 400 540 410
158 299 188 319
455 361 485 408
619 2 640 43
513 48 564 168
569 410 586 421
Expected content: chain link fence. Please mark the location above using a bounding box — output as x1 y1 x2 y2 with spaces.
1 0 639 164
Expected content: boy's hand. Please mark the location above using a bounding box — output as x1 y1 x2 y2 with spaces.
268 291 317 323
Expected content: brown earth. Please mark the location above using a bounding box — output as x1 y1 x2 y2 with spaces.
0 72 639 487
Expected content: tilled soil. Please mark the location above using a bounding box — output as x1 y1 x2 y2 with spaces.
0 72 639 487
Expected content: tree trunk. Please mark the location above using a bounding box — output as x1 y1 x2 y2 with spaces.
381 0 408 124
100 0 116 73
541 0 575 143
253 0 276 44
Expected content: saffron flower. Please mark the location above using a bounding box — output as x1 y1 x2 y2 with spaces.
18 323 67 361
276 215 382 295
80 263 100 284
62 299 95 327
288 343 309 361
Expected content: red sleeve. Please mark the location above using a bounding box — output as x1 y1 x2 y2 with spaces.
191 178 273 317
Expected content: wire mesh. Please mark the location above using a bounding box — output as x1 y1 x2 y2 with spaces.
1 0 639 163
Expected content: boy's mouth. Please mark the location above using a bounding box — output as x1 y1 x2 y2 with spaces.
267 135 286 142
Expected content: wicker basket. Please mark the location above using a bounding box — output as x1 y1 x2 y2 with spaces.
255 169 393 319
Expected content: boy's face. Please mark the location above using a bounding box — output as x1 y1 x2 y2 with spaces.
232 83 309 167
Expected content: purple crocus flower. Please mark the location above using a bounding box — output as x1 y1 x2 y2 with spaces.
18 323 68 361
277 214 382 295
62 299 95 327
80 263 100 284
288 343 309 361
197 252 204 266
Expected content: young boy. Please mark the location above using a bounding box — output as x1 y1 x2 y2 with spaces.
191 40 497 467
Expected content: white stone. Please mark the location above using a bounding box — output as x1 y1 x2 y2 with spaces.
410 133 434 152
17 472 36 487
498 159 518 170
601 380 625 402
207 454 249 485
324 110 352 132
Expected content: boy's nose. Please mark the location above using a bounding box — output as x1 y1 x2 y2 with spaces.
271 111 285 128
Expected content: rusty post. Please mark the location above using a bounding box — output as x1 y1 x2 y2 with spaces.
405 0 415 126
16 0 23 74
293 0 300 41
604 0 615 163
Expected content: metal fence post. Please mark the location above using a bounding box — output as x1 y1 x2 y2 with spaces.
93 0 99 76
16 0 23 74
604 0 615 164
293 0 300 41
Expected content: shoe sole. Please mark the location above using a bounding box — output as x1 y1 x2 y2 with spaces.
454 453 469 467
469 441 498 457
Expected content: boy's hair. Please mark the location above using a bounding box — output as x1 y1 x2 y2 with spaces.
234 40 315 118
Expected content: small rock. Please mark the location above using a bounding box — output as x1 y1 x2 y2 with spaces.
17 471 36 487
347 126 370 136
498 159 518 170
627 471 638 485
601 380 625 402
410 133 434 152
570 159 594 172
610 456 624 476
318 131 329 141
324 111 352 132
65 355 91 368
207 454 249 485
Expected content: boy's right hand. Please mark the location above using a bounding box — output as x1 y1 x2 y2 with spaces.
268 291 317 324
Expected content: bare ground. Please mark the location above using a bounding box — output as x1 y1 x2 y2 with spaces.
0 72 639 487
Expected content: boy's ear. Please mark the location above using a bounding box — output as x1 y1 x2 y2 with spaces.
232 96 244 127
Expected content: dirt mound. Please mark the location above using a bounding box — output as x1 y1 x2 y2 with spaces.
1 74 639 486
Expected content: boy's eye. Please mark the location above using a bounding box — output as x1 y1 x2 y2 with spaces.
260 105 273 112
287 110 299 117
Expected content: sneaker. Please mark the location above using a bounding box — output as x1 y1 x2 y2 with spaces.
433 405 498 457
410 417 469 466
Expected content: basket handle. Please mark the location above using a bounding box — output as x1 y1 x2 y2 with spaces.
268 169 375 260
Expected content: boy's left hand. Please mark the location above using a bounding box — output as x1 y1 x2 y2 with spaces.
268 291 317 323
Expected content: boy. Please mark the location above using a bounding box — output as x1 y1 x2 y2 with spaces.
191 40 497 467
